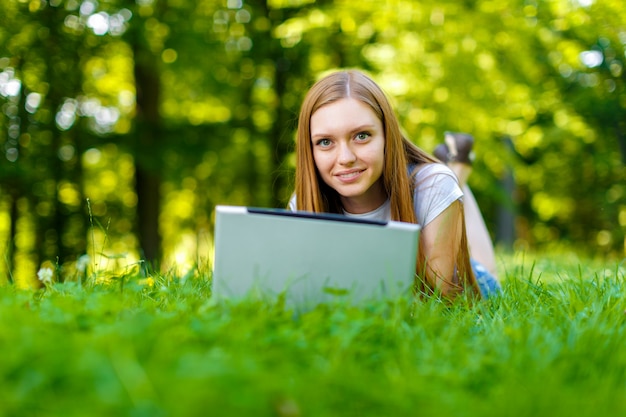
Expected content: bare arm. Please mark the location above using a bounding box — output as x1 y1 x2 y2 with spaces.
417 199 465 299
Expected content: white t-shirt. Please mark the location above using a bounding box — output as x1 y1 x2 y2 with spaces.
288 163 463 227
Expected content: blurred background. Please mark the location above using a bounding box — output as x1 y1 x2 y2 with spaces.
0 0 624 287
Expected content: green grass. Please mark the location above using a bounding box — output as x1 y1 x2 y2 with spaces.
1 252 626 417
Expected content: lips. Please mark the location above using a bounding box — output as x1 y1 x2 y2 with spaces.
335 169 365 182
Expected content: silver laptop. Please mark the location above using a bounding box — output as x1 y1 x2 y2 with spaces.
212 205 420 307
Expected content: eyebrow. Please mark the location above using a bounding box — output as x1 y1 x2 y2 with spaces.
311 124 377 140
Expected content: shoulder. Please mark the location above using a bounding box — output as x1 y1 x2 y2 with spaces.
410 163 463 227
410 163 459 188
411 162 456 179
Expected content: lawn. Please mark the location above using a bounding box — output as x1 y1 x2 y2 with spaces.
1 251 625 417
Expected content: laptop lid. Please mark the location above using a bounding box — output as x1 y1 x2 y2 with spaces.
212 205 420 307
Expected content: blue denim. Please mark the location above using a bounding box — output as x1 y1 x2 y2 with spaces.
471 258 501 299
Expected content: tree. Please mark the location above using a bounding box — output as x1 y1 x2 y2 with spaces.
1 0 625 285
1 1 91 285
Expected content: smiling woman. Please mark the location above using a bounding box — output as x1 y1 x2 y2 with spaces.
289 70 501 300
309 98 386 214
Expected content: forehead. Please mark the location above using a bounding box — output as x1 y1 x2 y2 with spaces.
311 98 381 132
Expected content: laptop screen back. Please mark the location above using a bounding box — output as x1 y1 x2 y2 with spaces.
212 205 420 307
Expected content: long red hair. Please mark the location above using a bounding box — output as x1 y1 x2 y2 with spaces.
294 70 480 298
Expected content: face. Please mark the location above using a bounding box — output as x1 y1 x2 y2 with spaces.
310 98 386 214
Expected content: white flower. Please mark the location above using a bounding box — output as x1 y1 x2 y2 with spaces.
76 254 91 273
37 267 54 285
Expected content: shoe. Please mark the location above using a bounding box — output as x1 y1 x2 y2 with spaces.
433 131 475 165
433 144 450 163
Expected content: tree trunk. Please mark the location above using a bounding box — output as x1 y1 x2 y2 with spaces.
496 137 517 250
6 193 18 284
135 167 161 264
261 2 302 207
616 121 626 165
131 27 163 267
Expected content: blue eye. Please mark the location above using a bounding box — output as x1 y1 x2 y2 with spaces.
355 132 370 141
317 138 332 147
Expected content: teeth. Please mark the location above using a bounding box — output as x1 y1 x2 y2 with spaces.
339 171 360 179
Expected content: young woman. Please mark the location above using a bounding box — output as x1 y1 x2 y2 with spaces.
288 69 501 300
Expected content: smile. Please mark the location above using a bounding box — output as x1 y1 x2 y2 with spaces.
336 169 364 180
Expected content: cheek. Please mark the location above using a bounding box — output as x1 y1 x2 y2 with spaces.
376 142 386 168
364 146 385 168
312 150 331 171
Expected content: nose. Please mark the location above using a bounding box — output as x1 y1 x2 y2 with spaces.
338 142 357 165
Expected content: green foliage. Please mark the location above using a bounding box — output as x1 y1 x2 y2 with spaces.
1 254 625 416
0 0 625 282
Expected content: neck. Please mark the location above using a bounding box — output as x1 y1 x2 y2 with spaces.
340 182 387 214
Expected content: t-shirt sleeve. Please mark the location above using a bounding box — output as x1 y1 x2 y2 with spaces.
287 194 297 211
412 164 463 227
